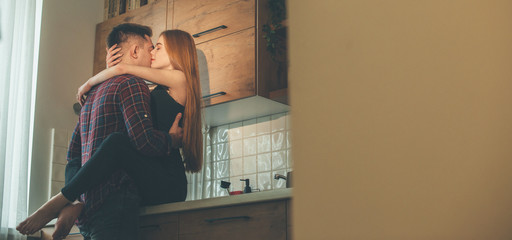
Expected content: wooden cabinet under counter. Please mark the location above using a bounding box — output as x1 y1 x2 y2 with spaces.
137 199 290 240
179 201 286 240
138 213 179 240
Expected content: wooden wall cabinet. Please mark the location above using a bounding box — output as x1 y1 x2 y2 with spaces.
171 0 289 126
93 0 168 75
172 0 255 44
196 28 256 106
93 0 289 127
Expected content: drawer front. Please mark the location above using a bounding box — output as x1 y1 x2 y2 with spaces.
197 28 255 106
138 213 179 240
179 200 287 240
173 0 255 44
93 0 167 75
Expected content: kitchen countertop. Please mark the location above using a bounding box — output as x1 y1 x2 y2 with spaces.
139 188 292 216
33 189 292 238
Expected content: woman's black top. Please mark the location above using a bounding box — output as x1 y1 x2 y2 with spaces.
150 85 184 132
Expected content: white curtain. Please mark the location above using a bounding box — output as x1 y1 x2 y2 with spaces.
0 0 42 239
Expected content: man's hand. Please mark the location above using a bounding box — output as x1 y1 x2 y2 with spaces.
169 113 183 148
52 201 83 240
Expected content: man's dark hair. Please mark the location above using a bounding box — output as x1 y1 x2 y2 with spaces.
106 23 152 48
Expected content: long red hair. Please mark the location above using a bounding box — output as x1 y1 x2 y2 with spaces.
161 29 203 172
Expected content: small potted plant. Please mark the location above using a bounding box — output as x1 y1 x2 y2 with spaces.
262 0 287 85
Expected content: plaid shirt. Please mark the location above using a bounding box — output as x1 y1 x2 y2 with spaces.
67 74 173 224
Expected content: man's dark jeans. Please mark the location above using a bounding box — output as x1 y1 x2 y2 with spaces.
78 187 140 240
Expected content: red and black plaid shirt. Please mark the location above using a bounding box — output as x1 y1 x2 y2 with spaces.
67 74 172 224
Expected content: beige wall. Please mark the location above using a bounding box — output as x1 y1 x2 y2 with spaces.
290 0 512 239
29 0 103 213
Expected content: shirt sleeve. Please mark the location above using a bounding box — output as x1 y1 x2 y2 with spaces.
117 76 173 156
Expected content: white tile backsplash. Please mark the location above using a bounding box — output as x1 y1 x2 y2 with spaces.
50 128 72 199
272 131 286 151
243 119 257 138
243 137 257 156
53 129 69 148
214 143 229 161
258 172 272 191
51 181 65 197
243 156 257 175
287 149 293 168
230 176 243 191
286 131 291 150
285 113 291 130
203 162 213 180
229 140 243 159
216 125 229 143
272 150 287 170
230 157 243 177
256 116 271 135
228 121 243 141
257 134 271 153
52 163 66 182
53 146 68 165
205 145 212 163
206 129 212 145
199 112 291 199
257 153 272 172
271 113 286 133
214 160 229 179
203 181 212 199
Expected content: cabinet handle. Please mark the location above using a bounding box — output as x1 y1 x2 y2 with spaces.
139 224 160 231
204 216 251 223
193 25 228 38
202 91 226 99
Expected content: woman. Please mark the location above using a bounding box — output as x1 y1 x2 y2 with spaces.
17 29 203 237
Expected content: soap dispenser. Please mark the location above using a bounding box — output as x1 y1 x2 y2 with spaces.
240 179 252 193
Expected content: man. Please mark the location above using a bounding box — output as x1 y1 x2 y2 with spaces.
55 23 182 239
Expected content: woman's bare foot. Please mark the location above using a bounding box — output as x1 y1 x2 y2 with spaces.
16 192 71 235
52 201 84 240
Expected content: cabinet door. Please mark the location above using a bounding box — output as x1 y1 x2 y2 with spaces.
197 28 255 106
138 213 179 240
179 201 287 240
173 0 255 44
93 0 168 75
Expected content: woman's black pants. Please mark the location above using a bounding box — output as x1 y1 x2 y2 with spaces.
61 132 187 206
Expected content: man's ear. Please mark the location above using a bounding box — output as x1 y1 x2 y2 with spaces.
129 44 139 59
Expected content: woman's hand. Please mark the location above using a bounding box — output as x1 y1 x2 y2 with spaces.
169 113 184 148
106 44 123 68
77 81 91 106
76 64 125 105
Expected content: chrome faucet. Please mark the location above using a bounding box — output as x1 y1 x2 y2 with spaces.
274 172 292 188
274 174 287 180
